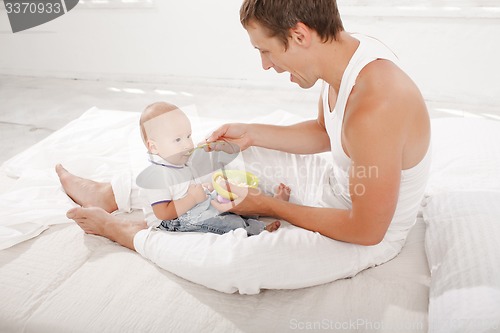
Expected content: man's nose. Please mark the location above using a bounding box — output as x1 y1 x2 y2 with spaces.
261 54 273 71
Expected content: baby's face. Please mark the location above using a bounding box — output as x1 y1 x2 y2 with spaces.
145 109 194 165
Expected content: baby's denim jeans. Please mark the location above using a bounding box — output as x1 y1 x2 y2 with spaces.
157 191 265 236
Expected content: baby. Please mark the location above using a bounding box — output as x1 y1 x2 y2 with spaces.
136 101 287 235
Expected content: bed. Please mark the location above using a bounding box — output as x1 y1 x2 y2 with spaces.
1 107 499 333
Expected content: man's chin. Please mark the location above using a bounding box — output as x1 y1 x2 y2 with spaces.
291 74 316 89
296 80 316 89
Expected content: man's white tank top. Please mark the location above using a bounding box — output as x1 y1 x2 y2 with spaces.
321 34 431 243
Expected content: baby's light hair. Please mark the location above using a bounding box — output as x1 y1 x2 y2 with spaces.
139 101 180 146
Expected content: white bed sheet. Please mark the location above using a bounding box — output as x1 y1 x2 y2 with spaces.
0 108 430 332
0 211 429 333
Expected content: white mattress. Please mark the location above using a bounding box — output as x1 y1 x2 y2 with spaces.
0 212 429 333
0 108 430 332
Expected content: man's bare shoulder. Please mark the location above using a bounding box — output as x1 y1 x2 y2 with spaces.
343 59 430 168
352 59 420 110
351 59 428 119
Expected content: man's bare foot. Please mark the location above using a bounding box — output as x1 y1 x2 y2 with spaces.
265 220 281 232
67 206 147 250
273 183 291 202
56 164 118 213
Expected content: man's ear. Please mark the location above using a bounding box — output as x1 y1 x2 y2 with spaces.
147 139 158 154
290 22 312 47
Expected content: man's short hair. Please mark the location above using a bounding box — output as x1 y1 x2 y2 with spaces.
240 0 344 50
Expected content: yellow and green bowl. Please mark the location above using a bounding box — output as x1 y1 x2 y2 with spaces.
212 170 259 201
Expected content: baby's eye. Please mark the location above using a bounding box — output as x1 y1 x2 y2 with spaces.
187 134 191 139
175 138 181 143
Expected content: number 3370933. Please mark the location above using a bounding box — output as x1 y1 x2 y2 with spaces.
5 2 62 14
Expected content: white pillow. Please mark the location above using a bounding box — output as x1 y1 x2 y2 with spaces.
423 191 500 333
428 118 500 194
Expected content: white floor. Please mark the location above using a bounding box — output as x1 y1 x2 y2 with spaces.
1 75 498 165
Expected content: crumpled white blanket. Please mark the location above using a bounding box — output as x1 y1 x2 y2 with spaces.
0 108 168 249
0 107 305 250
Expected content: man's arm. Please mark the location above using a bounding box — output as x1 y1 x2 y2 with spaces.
269 105 402 245
212 101 404 245
207 96 330 154
248 119 330 154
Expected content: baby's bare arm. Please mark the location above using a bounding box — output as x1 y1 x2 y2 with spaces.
152 184 207 220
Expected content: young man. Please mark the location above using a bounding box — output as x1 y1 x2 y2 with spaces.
208 0 431 245
59 0 430 293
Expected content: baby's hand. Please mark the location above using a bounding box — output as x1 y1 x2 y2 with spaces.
188 184 208 204
202 182 214 192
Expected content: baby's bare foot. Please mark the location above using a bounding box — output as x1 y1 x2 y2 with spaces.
273 183 291 202
56 164 118 213
265 220 281 232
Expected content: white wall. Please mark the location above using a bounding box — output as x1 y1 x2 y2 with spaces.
1 2 499 107
0 1 286 85
343 14 500 108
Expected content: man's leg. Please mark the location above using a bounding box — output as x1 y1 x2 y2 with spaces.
58 152 397 294
56 164 118 213
66 206 147 251
57 163 147 251
241 147 333 207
